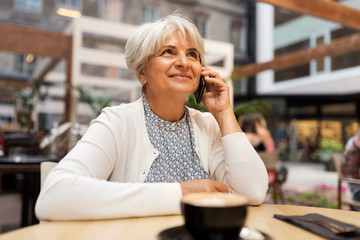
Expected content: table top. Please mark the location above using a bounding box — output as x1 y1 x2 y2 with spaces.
0 155 59 173
1 204 359 240
0 155 59 164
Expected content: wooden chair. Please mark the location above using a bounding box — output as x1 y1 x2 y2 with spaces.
40 161 57 188
258 151 286 204
3 131 40 156
332 153 360 210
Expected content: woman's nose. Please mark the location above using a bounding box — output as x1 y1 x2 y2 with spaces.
175 53 189 69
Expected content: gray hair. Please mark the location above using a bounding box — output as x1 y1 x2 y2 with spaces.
125 12 205 80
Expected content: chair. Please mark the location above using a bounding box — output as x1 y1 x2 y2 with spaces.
40 161 57 188
39 122 72 157
1 131 42 194
332 153 360 210
3 131 41 156
258 151 286 204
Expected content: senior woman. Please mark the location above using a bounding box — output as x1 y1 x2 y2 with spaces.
35 13 268 221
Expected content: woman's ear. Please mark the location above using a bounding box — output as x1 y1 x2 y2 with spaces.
139 71 147 86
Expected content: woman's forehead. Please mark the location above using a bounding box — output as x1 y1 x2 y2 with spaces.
162 30 197 49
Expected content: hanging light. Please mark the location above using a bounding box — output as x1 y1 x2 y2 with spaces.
56 8 81 18
25 53 34 63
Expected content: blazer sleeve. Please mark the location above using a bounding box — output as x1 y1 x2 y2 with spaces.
35 107 183 221
209 132 269 205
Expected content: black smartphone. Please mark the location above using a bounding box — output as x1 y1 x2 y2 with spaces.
194 75 206 104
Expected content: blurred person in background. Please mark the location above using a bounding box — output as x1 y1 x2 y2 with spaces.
239 114 275 152
342 128 360 208
239 115 265 152
35 12 268 221
254 114 275 152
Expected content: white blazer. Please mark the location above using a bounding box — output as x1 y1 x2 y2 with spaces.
35 98 268 221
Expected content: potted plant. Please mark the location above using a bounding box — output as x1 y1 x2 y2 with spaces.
315 139 344 171
13 80 48 131
73 85 112 118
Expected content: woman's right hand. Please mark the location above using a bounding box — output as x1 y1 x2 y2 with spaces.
180 179 229 195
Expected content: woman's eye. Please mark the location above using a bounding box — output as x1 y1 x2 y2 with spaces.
189 52 199 60
161 49 173 55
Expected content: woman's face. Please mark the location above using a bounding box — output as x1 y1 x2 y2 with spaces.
140 29 202 102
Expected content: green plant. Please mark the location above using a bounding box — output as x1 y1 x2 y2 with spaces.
318 139 344 152
283 184 346 209
314 139 344 162
73 85 112 117
233 99 271 119
13 80 48 130
185 77 272 117
185 94 207 112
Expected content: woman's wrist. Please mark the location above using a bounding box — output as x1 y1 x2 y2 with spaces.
212 108 241 136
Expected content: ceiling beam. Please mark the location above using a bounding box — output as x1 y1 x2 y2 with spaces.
0 22 73 122
0 78 31 89
33 59 61 83
232 32 360 78
0 22 72 59
254 0 360 29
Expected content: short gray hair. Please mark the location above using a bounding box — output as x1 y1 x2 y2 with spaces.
125 12 205 80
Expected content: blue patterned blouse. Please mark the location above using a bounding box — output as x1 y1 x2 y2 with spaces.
143 96 209 183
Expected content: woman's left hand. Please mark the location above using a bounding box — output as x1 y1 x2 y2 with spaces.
200 67 242 136
201 67 231 115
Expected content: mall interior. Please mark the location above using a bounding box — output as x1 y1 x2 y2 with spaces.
0 0 360 235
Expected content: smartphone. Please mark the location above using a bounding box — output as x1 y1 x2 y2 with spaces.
194 75 206 104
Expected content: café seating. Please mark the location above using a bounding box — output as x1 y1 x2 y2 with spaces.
1 131 41 193
40 161 57 188
258 151 287 204
3 131 41 156
332 153 360 210
39 122 72 157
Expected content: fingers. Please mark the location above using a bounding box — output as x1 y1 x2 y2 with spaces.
201 67 228 94
201 67 222 83
214 181 229 192
180 179 229 196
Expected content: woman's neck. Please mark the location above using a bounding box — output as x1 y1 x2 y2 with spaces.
145 95 186 122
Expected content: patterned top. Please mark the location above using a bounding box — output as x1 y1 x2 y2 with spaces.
143 96 209 183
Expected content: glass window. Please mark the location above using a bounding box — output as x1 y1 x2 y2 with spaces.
315 36 325 72
141 4 158 23
196 15 208 38
57 0 82 11
9 53 36 76
331 27 360 71
274 39 310 82
14 0 43 14
310 31 331 75
230 19 242 53
98 0 122 21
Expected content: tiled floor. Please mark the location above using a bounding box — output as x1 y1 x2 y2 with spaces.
0 192 21 234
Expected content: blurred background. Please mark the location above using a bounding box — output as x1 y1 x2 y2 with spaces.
0 0 360 233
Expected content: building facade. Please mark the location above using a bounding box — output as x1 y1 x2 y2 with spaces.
0 0 249 129
239 0 360 161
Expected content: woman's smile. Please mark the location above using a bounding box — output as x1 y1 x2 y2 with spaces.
169 73 192 80
140 29 202 102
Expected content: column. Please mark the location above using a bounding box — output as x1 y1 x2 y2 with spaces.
256 2 274 94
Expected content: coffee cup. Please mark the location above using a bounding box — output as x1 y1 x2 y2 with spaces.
181 192 248 240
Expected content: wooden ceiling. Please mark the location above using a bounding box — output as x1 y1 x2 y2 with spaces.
257 0 360 29
0 23 72 86
0 22 73 121
1 0 359 122
233 32 360 78
233 0 360 78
